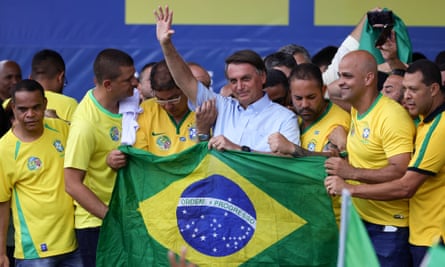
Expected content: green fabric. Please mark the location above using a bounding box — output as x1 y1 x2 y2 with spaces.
96 143 338 266
359 9 412 64
343 196 379 267
424 244 445 267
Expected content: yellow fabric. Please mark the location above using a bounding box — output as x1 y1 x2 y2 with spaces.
408 112 445 246
348 94 415 226
64 89 122 228
134 99 197 156
0 118 77 259
45 91 78 122
301 101 350 152
301 101 350 226
139 153 307 265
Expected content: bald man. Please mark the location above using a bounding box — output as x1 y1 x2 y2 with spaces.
324 50 415 267
0 60 22 103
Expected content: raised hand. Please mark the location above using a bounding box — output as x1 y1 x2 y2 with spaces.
154 6 175 45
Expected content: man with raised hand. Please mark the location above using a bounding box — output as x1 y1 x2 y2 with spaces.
154 6 300 153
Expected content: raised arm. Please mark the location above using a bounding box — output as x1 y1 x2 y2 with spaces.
154 6 199 105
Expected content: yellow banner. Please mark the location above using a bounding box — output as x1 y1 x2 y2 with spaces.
126 0 289 25
315 0 445 26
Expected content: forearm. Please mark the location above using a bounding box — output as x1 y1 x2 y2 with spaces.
160 41 198 104
290 144 331 158
350 13 367 41
349 172 426 200
386 58 407 71
348 164 406 183
67 183 108 219
65 168 108 219
0 201 10 257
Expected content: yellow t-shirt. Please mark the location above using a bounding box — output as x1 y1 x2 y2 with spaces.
301 101 350 226
348 94 415 227
301 101 350 152
134 98 197 156
45 91 78 122
0 118 76 259
64 89 122 228
408 106 445 246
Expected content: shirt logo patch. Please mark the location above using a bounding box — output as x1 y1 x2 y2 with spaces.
362 128 371 139
53 140 64 152
109 126 120 141
156 135 172 150
307 142 316 152
27 157 42 171
188 124 198 141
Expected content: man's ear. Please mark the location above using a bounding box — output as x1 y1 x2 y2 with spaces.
364 72 375 87
103 80 112 92
430 82 441 97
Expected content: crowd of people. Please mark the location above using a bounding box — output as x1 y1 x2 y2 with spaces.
0 5 445 267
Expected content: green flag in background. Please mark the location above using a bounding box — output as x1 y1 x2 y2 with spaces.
337 190 379 267
421 243 445 267
96 143 338 266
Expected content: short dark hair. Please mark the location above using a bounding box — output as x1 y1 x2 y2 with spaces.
150 60 179 91
31 49 65 79
93 48 134 84
265 69 289 89
311 46 338 68
11 79 45 103
278 44 311 63
225 50 266 77
390 69 406 77
139 62 157 77
435 50 445 66
406 59 442 91
289 63 323 89
264 52 297 70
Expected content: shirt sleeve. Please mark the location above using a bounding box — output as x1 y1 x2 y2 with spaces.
323 35 360 86
409 117 445 175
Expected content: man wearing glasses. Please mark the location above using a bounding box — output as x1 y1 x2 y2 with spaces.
134 60 213 155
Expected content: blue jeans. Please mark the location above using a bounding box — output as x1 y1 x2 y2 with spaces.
15 249 83 267
75 227 100 267
363 221 412 267
410 244 429 267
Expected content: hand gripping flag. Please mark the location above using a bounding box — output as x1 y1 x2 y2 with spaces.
96 143 338 266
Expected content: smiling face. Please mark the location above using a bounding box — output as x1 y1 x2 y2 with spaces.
337 51 376 107
226 63 266 108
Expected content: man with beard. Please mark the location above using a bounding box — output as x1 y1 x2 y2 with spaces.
266 63 350 224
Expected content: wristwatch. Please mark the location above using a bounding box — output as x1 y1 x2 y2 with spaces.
241 145 251 152
198 133 210 141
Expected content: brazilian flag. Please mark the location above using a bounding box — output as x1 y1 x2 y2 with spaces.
97 144 338 266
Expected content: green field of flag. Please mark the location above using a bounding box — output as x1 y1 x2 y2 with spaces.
97 143 338 266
